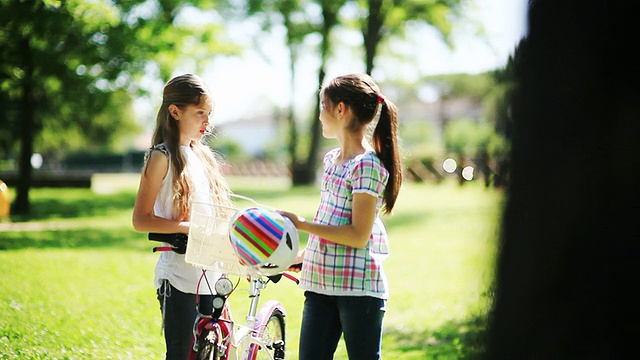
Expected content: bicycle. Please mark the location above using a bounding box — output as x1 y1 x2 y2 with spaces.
149 194 300 360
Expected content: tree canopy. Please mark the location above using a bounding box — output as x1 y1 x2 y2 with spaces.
0 0 236 215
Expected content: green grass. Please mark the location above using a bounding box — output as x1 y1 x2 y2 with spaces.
0 175 503 359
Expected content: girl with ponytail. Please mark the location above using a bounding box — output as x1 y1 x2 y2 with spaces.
279 73 403 359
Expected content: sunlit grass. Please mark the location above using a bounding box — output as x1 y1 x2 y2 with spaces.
0 175 503 359
0 249 164 359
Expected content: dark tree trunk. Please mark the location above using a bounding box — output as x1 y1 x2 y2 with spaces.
285 18 299 172
485 1 637 358
14 37 35 216
293 1 339 186
363 0 383 75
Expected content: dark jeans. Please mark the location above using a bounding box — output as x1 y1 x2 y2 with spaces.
157 280 214 360
299 291 386 360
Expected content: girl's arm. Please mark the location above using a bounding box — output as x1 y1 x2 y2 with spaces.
132 150 190 234
279 193 377 249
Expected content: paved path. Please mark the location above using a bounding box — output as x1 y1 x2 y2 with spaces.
0 221 77 232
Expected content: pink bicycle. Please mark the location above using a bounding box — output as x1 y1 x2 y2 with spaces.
189 269 298 360
150 195 300 360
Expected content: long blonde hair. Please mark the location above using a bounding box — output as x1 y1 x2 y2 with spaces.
149 73 233 220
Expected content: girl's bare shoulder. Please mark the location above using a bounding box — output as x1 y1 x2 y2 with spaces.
143 145 170 179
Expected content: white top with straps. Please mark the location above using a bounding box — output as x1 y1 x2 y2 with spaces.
153 144 220 294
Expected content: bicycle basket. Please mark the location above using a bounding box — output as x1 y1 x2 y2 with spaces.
186 199 253 276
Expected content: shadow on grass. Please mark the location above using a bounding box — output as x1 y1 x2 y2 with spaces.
9 190 136 222
0 228 148 251
385 315 488 359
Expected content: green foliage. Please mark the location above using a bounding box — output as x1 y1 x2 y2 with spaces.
261 139 292 163
0 0 239 158
208 136 247 163
400 119 434 146
0 0 244 214
485 52 521 138
400 120 444 162
444 118 493 158
486 131 510 162
424 73 495 100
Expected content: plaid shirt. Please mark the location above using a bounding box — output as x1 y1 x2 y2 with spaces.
300 148 390 299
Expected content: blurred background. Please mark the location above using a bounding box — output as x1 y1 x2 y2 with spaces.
0 0 527 216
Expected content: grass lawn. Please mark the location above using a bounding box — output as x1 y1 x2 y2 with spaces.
0 174 503 359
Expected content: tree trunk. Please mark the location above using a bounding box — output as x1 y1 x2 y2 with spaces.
364 0 383 75
292 68 324 186
14 37 35 216
285 22 299 171
485 1 636 358
293 2 338 186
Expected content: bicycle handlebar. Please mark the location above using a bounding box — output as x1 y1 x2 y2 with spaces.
148 232 187 254
148 233 302 284
266 271 300 285
281 272 300 285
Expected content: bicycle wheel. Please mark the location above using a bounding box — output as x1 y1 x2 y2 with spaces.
250 308 286 360
196 327 219 360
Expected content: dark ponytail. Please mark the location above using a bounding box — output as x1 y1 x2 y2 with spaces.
373 98 402 214
322 73 403 214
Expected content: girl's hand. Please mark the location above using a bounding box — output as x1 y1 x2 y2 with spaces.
287 262 302 273
287 249 305 273
178 221 190 235
277 210 306 229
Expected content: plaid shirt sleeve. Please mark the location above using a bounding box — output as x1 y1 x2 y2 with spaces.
351 153 388 197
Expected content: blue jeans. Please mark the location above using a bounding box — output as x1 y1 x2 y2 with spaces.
157 280 214 360
299 291 386 360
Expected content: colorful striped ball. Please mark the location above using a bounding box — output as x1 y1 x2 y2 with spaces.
230 207 291 267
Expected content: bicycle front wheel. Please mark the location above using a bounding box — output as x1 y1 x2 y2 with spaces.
195 328 219 360
249 300 286 360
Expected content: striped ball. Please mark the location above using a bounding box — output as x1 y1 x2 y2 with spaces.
230 207 287 266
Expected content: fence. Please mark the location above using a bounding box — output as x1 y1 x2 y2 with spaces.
0 158 504 188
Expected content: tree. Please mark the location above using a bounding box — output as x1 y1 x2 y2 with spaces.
242 0 348 183
485 1 637 357
359 0 467 74
244 0 319 182
1 0 136 215
238 0 472 185
292 0 470 185
0 0 234 216
291 0 348 184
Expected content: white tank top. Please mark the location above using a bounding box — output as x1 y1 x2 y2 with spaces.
153 144 220 294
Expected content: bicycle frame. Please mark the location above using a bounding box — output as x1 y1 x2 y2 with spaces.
188 273 295 360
